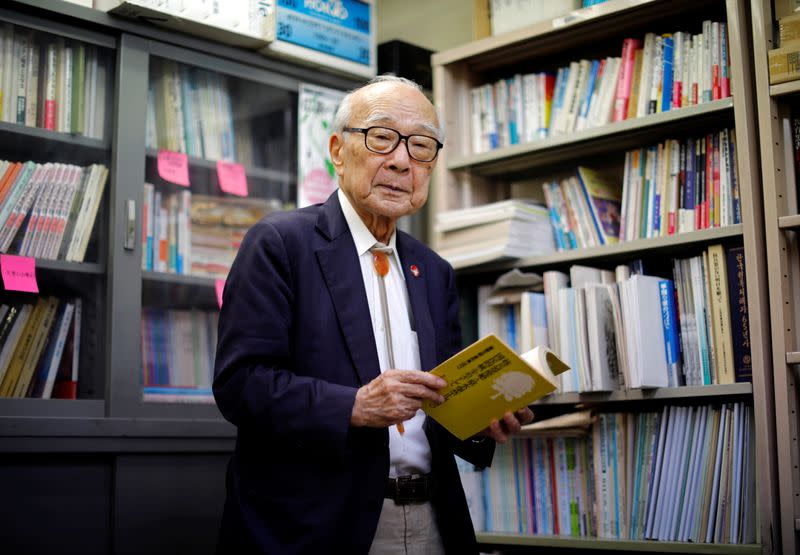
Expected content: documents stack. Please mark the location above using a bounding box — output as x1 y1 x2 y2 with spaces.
436 199 555 269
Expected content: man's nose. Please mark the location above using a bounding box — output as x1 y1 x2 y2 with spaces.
386 139 411 172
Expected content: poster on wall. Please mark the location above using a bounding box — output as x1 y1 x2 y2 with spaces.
263 0 376 79
297 83 346 208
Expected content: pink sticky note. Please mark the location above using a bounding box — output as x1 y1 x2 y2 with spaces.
1 254 38 293
215 279 225 308
157 150 190 187
216 161 249 197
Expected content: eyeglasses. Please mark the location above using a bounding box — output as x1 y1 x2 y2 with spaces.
344 126 443 163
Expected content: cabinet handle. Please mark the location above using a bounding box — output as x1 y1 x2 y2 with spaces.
124 200 136 252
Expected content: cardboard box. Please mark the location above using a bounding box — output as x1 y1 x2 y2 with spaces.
775 0 800 20
780 13 800 47
489 0 579 36
768 45 800 84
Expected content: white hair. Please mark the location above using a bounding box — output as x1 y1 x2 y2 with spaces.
332 74 445 142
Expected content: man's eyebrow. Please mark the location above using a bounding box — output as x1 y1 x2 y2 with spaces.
363 113 440 138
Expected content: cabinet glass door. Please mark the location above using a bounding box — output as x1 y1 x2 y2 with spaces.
140 56 297 404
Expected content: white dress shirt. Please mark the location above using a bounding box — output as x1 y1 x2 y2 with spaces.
338 189 432 477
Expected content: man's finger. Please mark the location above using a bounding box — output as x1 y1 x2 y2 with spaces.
391 369 447 390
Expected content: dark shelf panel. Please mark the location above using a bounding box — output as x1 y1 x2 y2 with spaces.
141 270 220 309
451 225 743 273
145 148 295 183
0 398 104 418
142 270 218 288
35 259 106 275
0 120 109 162
448 99 734 177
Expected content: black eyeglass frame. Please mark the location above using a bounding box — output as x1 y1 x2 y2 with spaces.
343 126 444 162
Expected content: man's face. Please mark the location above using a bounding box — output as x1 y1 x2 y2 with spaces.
329 82 440 223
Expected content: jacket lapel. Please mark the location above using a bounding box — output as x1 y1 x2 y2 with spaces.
315 193 381 386
397 234 436 372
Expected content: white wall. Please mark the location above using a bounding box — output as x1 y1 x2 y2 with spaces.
376 0 475 52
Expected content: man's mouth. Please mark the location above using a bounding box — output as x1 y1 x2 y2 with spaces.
377 184 408 194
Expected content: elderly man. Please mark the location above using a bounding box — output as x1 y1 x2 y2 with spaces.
213 75 533 554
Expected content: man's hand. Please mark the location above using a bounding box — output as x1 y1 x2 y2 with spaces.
351 370 447 428
478 407 534 444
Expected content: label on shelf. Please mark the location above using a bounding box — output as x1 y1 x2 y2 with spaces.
216 161 249 197
216 279 225 308
157 150 190 187
0 254 38 293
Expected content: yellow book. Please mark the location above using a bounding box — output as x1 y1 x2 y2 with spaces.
0 299 46 397
12 296 59 397
422 334 570 440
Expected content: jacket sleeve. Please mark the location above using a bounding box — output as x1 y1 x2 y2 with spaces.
212 220 357 457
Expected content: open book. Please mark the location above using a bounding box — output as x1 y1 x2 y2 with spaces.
422 334 571 440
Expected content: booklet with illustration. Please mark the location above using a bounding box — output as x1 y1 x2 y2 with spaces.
422 334 571 440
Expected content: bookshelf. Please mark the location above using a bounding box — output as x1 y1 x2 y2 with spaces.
432 0 777 551
750 1 800 554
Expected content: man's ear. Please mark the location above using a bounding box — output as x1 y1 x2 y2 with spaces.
329 133 345 177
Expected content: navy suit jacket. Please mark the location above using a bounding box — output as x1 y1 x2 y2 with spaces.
213 191 494 554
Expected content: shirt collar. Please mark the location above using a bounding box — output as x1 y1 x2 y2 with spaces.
337 188 398 257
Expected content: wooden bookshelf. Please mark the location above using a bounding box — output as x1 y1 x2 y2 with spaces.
534 383 753 406
476 533 761 554
769 80 800 98
433 0 776 550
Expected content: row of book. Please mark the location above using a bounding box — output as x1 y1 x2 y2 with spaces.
0 23 108 138
480 244 750 393
435 200 556 268
0 297 81 399
463 403 755 544
542 128 740 253
470 20 729 153
141 308 218 403
146 58 246 164
0 161 108 262
142 184 279 276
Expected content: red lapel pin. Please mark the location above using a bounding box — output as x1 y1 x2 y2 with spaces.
410 264 420 277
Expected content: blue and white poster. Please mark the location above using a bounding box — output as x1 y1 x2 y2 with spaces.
275 0 372 66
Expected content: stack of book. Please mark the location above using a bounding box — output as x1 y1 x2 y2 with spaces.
470 20 730 154
436 199 555 268
0 297 81 399
0 161 109 262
